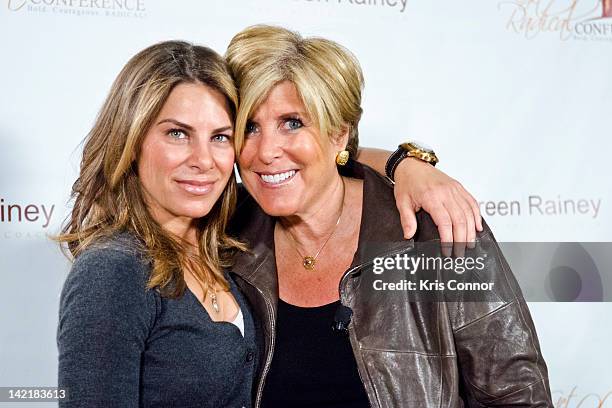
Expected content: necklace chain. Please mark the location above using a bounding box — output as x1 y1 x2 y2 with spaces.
282 179 345 270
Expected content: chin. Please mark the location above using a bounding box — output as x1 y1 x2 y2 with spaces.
256 198 298 217
175 203 216 219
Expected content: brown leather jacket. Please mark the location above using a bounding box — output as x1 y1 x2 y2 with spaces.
230 162 553 408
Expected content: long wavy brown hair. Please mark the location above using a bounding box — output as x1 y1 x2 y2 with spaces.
57 40 246 297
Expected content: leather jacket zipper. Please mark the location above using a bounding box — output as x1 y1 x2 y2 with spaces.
254 287 275 408
338 245 413 408
237 274 276 408
247 244 412 408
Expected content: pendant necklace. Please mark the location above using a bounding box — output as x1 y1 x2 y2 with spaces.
283 179 345 270
208 290 220 313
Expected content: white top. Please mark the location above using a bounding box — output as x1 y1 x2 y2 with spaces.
230 307 244 337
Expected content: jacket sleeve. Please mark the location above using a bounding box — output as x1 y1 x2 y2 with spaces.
450 224 553 407
57 247 156 408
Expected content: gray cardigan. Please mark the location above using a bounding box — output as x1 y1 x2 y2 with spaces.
57 233 257 407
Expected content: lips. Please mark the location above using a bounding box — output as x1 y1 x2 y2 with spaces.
258 170 297 185
175 179 215 195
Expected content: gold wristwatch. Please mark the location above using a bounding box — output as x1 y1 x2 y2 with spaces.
384 141 439 182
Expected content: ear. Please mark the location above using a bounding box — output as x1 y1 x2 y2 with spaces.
331 125 350 152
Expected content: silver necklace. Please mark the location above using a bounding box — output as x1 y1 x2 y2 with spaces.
208 290 220 313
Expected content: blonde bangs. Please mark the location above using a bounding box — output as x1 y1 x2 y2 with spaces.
233 69 284 154
227 25 364 156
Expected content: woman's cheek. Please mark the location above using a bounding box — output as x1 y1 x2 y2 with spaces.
237 142 254 169
218 148 236 178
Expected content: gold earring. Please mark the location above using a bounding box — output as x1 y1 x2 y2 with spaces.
336 150 349 166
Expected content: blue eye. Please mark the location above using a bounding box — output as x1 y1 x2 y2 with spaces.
245 121 258 135
284 118 303 131
212 134 231 143
168 129 187 140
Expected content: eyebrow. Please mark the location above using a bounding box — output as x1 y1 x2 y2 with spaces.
279 111 312 125
157 118 233 134
279 111 308 118
250 111 310 122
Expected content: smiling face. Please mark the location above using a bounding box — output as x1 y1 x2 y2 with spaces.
237 81 347 218
138 82 235 235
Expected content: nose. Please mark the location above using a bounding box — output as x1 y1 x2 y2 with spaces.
187 139 214 171
257 129 283 165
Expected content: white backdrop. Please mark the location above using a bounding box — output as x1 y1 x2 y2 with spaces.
1 0 610 406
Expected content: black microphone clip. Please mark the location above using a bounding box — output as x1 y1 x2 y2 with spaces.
332 304 353 333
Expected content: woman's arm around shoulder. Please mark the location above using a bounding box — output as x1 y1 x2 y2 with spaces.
356 147 482 247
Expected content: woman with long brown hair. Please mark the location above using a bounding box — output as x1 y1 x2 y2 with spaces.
56 41 255 407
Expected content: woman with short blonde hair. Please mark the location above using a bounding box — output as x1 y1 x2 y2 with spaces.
228 26 364 157
226 25 552 407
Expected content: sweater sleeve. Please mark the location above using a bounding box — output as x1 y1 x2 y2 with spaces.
57 247 157 408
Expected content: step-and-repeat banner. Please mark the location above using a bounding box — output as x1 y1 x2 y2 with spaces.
1 0 610 406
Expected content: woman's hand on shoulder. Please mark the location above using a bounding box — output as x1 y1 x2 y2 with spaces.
394 158 483 254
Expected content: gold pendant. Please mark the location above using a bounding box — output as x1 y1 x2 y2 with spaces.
303 256 316 270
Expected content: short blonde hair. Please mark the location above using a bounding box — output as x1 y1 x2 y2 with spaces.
226 25 364 156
